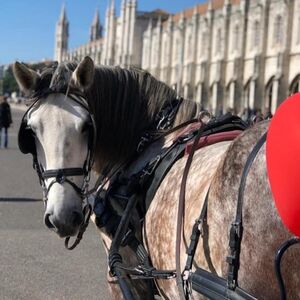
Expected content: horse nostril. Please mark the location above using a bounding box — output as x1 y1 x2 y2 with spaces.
44 213 56 230
71 211 84 227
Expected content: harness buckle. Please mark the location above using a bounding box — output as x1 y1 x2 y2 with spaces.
142 155 161 177
56 169 66 184
178 132 195 144
183 270 194 300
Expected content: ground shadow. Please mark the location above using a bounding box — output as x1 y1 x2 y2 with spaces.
0 197 41 202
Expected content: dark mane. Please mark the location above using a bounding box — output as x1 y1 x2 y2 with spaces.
33 62 200 172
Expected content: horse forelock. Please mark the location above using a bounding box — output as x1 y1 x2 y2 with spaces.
29 62 77 101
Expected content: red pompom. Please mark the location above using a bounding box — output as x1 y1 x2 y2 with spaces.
266 93 300 237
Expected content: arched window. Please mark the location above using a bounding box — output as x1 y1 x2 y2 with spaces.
273 15 283 45
215 28 222 55
265 77 279 112
290 75 300 95
252 20 260 49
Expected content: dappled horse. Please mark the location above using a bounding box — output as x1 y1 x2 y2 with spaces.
13 57 300 299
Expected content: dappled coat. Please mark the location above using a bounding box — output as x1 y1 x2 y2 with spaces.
0 102 12 128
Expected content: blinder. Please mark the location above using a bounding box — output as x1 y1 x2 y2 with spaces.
18 114 37 155
18 95 96 157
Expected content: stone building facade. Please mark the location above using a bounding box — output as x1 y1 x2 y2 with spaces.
54 0 300 115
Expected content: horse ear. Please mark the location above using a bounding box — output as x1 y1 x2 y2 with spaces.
72 56 95 90
13 62 40 94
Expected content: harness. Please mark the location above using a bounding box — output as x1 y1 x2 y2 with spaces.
94 113 249 300
96 115 299 300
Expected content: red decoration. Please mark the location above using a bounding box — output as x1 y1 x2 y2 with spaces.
266 93 300 237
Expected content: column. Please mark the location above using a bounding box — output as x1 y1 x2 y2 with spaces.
271 79 279 114
197 83 202 104
212 82 218 114
228 81 235 109
249 79 256 109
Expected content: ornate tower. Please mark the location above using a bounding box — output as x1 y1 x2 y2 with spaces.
90 9 103 42
104 0 116 65
54 5 69 62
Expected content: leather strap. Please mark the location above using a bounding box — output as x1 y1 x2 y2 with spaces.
184 188 209 273
42 168 85 178
227 132 267 290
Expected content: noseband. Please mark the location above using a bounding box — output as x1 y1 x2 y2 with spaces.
19 91 97 249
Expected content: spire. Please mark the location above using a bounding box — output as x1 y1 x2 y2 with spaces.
93 8 100 25
90 7 102 41
110 0 115 11
55 3 69 62
59 3 67 22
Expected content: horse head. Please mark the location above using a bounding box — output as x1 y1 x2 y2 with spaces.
13 57 96 238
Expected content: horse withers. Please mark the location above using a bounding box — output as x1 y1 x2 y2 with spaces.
13 57 300 299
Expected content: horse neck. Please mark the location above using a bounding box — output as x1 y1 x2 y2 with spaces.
88 67 199 174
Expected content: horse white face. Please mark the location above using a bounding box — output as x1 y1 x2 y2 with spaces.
28 94 91 237
14 57 95 238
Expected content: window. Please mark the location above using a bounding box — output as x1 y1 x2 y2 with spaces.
252 21 260 49
188 34 193 58
273 15 283 45
215 28 222 55
176 38 180 64
232 25 239 53
152 37 158 66
201 31 207 56
164 40 168 62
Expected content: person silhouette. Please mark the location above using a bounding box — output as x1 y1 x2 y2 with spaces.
0 95 12 148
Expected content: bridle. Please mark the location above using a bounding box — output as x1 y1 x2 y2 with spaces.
19 90 97 249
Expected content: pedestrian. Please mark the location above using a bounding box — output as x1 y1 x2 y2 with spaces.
0 95 13 149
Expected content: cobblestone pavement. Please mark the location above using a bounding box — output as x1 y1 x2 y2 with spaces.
0 106 111 300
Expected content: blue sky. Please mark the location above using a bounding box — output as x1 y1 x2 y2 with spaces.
0 0 204 65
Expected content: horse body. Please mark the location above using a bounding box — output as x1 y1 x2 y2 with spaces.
135 120 300 299
13 57 300 299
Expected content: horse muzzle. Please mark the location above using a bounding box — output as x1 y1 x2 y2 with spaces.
44 210 84 238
